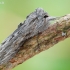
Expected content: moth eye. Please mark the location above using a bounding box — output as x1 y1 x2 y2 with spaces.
44 15 49 18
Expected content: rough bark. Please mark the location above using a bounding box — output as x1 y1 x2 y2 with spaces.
0 8 70 70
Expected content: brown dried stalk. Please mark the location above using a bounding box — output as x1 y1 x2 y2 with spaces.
0 14 70 70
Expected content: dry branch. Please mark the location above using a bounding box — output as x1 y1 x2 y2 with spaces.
0 9 70 70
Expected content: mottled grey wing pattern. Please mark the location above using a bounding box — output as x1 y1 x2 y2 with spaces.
0 8 56 65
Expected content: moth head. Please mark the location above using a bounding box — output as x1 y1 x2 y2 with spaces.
36 8 56 21
36 8 49 17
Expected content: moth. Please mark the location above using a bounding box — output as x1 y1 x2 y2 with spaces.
0 8 57 65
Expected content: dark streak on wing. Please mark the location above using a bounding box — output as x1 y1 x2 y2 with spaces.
29 17 38 25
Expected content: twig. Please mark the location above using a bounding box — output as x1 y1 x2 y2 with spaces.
0 10 70 70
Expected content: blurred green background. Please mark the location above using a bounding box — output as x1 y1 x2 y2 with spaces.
0 0 70 70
